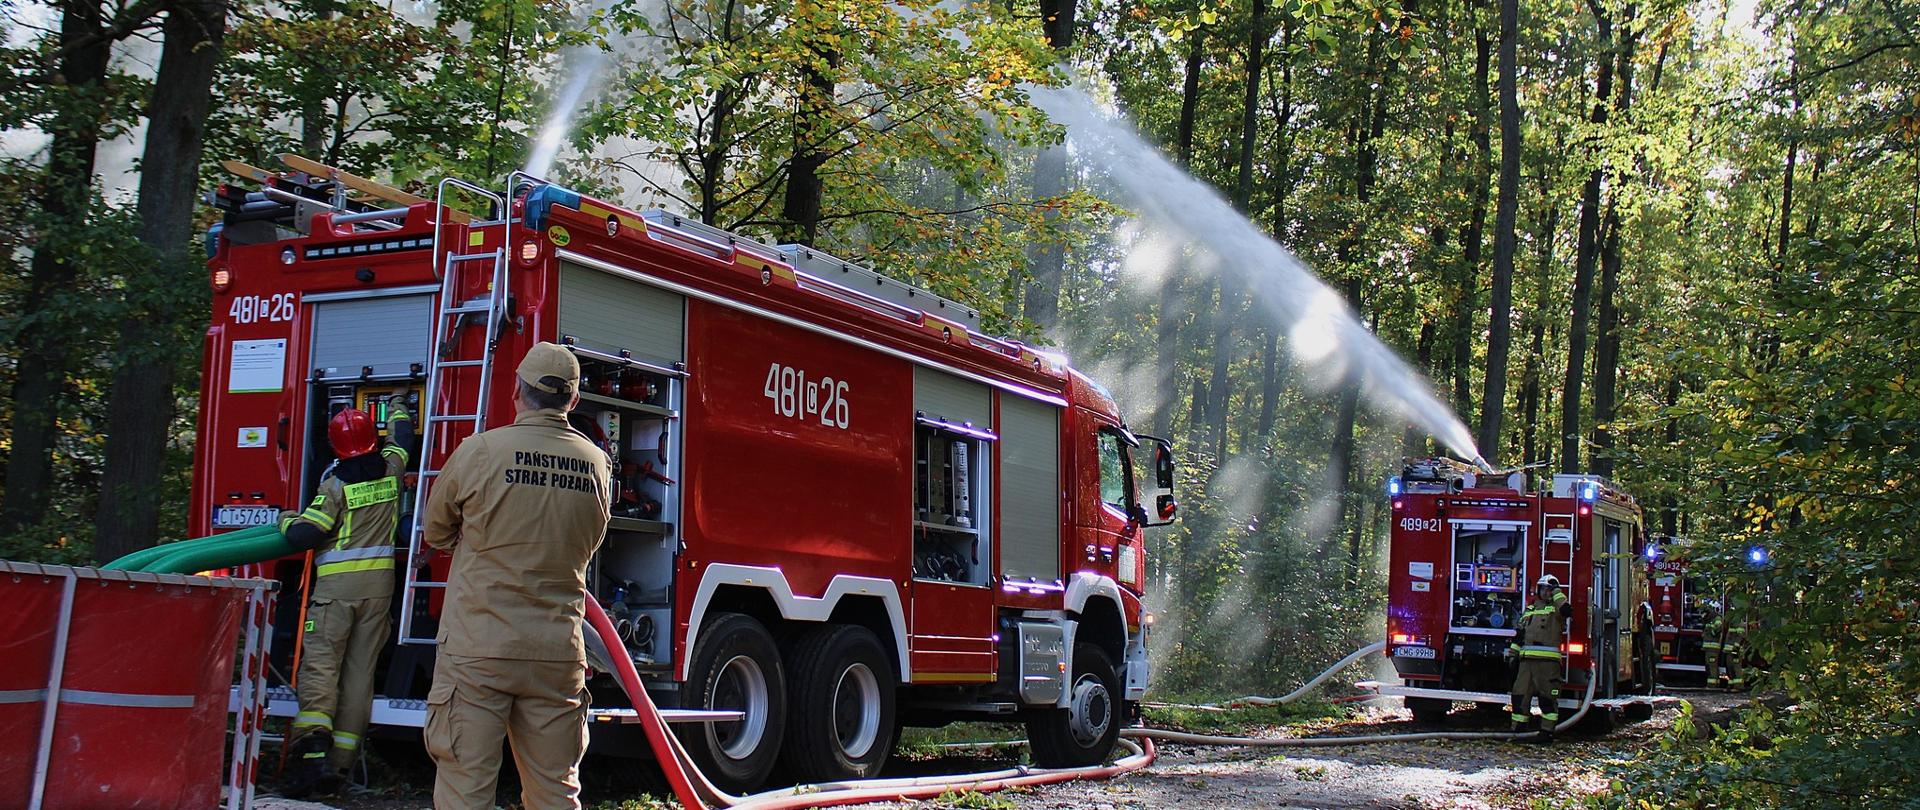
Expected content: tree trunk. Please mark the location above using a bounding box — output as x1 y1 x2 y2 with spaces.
1021 0 1077 333
1405 319 1437 456
1559 6 1614 473
1207 0 1267 460
1591 4 1636 478
1453 18 1492 427
1153 35 1206 439
1256 19 1297 451
94 0 229 561
780 8 839 247
1477 0 1522 459
1 0 114 535
1660 373 1680 537
1521 189 1559 467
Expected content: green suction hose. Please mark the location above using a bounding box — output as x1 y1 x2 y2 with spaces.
141 526 301 574
102 522 298 573
101 523 280 570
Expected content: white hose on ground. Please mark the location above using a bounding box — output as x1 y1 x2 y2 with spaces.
1144 639 1387 711
1129 657 1602 747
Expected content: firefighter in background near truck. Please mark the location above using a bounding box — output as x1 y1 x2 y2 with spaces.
1704 588 1747 690
280 398 414 797
1507 574 1572 737
422 342 612 810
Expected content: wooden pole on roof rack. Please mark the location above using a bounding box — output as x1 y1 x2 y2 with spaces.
278 154 473 224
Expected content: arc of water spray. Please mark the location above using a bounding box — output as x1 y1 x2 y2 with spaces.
1028 84 1492 472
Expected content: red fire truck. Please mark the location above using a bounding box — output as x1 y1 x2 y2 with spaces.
1373 458 1655 726
1646 538 1709 685
193 159 1176 790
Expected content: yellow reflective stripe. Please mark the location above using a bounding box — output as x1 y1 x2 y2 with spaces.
294 711 333 729
342 477 399 509
298 508 336 532
382 444 410 466
316 557 395 577
333 731 360 750
1542 713 1559 722
1511 713 1528 722
1519 646 1563 660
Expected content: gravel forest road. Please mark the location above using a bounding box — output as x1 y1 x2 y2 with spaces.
855 692 1748 810
258 692 1747 810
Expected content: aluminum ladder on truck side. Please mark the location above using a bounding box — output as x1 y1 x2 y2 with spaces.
397 178 509 645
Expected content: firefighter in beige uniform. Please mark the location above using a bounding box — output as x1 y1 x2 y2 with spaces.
281 402 414 796
1508 574 1572 737
423 342 611 810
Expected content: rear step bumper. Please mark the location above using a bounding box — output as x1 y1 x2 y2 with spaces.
229 685 740 728
1355 680 1676 709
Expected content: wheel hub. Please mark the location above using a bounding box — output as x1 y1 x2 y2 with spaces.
709 654 769 759
1066 673 1111 747
831 661 882 759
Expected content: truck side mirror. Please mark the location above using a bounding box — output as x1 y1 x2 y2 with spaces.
1140 436 1177 526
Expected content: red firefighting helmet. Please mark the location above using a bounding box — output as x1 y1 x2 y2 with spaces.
329 408 379 459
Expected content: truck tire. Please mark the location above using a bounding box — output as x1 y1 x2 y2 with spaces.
1025 643 1122 768
780 624 898 782
678 612 786 793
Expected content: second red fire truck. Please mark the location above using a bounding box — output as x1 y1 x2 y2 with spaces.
1374 458 1657 726
193 158 1176 790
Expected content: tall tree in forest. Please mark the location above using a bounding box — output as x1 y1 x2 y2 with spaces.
93 0 230 559
1590 2 1637 478
1021 0 1076 332
1154 32 1206 439
1559 1 1615 473
780 0 841 245
1452 5 1492 426
1210 0 1267 459
0 0 120 534
1476 0 1522 457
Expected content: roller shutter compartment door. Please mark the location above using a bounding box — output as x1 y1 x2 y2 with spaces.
558 260 685 364
913 366 991 426
310 295 432 380
998 396 1061 584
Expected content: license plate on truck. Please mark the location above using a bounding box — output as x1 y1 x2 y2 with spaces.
214 505 280 528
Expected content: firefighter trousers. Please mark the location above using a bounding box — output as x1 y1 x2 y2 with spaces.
1510 660 1562 727
291 595 392 771
425 654 590 810
1705 642 1744 688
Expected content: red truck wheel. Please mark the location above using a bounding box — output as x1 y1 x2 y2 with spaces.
678 612 787 792
1026 643 1122 767
780 624 898 781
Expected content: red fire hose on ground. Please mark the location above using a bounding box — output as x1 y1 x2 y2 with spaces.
582 600 1607 809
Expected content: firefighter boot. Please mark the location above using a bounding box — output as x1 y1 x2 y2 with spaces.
281 729 333 799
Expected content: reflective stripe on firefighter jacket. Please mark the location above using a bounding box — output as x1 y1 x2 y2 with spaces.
1510 592 1570 660
423 407 611 662
283 441 409 601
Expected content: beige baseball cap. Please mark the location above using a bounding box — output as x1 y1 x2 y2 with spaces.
516 342 580 394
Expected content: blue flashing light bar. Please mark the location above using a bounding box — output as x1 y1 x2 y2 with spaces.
523 184 583 232
1748 546 1768 565
1645 544 1660 561
1579 481 1600 502
1387 476 1403 497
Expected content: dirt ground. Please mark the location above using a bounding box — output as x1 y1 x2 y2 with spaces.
253 691 1750 810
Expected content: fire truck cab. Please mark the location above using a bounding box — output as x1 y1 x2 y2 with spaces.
193 160 1175 790
1372 458 1656 724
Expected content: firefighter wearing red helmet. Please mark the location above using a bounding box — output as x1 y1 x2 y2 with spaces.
1507 573 1572 737
280 396 414 796
421 342 610 810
